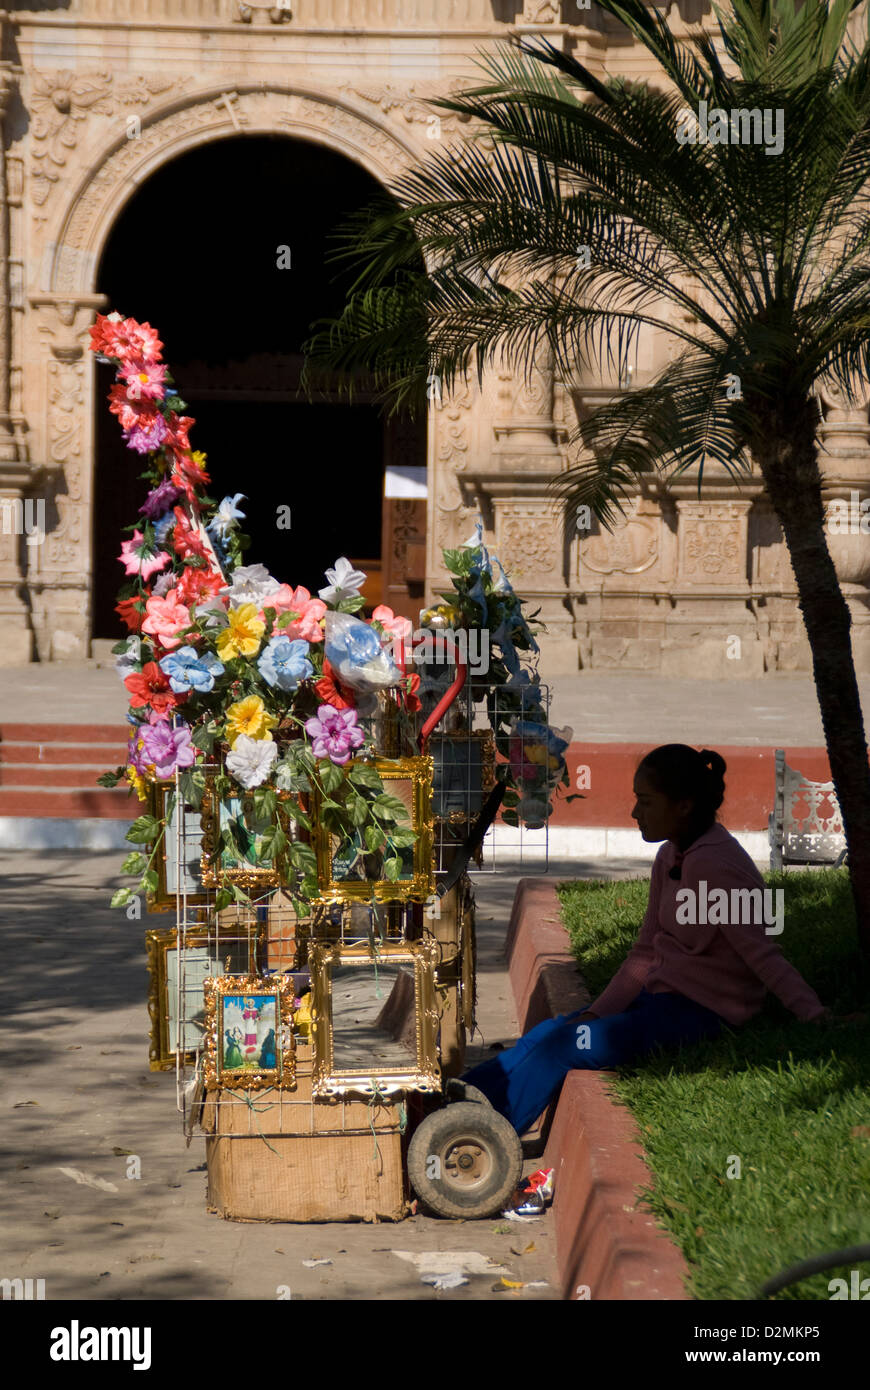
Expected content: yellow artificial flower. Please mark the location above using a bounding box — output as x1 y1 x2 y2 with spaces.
526 745 548 765
225 695 278 747
125 764 148 801
216 603 265 661
191 449 208 474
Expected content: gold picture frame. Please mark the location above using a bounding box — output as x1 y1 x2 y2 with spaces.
144 777 211 913
203 973 297 1091
146 924 262 1071
430 729 496 825
200 773 293 894
312 756 435 904
308 939 441 1098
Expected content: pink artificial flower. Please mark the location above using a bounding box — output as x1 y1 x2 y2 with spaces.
90 312 164 364
141 589 192 652
372 604 413 641
119 359 168 403
264 584 327 642
118 530 171 581
304 704 365 765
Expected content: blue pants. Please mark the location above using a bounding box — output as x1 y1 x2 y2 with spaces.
462 988 725 1137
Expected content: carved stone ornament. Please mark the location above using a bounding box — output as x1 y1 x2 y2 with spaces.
29 70 193 207
678 501 746 583
581 509 659 576
497 506 559 579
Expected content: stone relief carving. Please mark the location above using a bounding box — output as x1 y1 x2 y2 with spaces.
29 70 192 208
581 510 659 575
339 80 471 134
498 506 559 579
44 358 85 570
678 502 745 582
52 88 414 294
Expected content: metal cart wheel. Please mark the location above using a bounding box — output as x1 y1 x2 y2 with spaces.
407 1102 522 1219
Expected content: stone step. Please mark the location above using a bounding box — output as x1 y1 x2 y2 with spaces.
0 788 134 819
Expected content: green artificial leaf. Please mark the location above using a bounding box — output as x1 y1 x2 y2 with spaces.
110 887 133 909
382 855 402 882
289 801 312 831
387 829 417 849
348 763 383 791
120 852 147 876
126 814 161 844
348 792 371 828
372 793 411 823
501 809 520 827
191 723 217 753
336 595 367 613
253 787 277 821
257 825 287 863
317 760 346 795
364 823 386 853
288 842 317 873
141 868 159 893
214 888 233 912
97 768 124 788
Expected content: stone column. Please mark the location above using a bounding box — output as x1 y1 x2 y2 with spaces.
27 293 106 661
817 377 870 667
0 64 42 665
461 337 578 672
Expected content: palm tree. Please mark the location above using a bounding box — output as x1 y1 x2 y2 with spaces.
302 0 870 959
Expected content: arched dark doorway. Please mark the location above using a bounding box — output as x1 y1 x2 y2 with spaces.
92 133 426 640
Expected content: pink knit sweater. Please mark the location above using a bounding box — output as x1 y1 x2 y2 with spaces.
587 823 826 1026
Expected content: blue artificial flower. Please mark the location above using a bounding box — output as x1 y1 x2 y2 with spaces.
257 636 313 692
159 645 225 694
152 511 175 546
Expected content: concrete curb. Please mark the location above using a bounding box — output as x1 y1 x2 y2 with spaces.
505 878 691 1301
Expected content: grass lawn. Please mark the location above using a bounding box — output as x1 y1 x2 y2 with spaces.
556 869 870 1301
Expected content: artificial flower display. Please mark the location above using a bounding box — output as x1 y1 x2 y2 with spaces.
92 310 572 912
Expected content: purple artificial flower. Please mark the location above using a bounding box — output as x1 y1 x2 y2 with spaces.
139 480 181 520
122 413 169 455
138 720 195 779
304 703 365 766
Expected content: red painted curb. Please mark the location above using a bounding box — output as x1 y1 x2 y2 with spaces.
505 878 691 1301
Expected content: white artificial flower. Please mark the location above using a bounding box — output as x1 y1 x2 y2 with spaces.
114 635 141 680
226 563 280 607
318 556 367 604
194 595 230 629
150 569 175 599
226 735 278 790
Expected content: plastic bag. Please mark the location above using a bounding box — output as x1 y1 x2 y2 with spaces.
323 611 403 691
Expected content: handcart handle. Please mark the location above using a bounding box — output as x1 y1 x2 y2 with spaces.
414 631 468 755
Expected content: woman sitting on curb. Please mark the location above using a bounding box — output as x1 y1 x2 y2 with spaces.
461 743 861 1139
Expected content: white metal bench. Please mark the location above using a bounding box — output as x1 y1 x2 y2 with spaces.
768 749 847 870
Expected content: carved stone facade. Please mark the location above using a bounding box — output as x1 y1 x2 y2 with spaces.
0 0 867 675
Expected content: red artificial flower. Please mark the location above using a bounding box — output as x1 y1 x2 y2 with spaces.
123 661 184 714
313 658 357 711
401 671 422 714
170 506 209 562
90 312 164 364
163 413 195 454
116 595 148 632
175 565 225 608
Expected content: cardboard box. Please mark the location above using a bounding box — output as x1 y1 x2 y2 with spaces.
202 1044 409 1222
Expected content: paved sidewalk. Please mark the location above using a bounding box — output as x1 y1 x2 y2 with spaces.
0 848 650 1302
1 658 863 746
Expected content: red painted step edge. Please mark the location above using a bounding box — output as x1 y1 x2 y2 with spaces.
505 878 691 1301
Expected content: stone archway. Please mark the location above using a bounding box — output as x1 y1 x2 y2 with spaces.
25 84 431 660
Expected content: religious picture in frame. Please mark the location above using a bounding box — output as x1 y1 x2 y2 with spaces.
203 974 296 1091
312 756 435 903
200 775 292 894
308 939 441 1098
144 777 210 912
146 924 261 1071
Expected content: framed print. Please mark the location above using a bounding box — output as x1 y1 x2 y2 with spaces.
146 925 261 1071
200 775 292 894
430 730 496 823
308 939 440 1098
144 778 210 913
312 756 435 904
203 974 296 1090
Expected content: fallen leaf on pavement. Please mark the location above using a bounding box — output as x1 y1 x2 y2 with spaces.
13 1100 38 1108
57 1166 118 1194
112 1147 135 1156
492 1277 525 1291
302 1258 332 1268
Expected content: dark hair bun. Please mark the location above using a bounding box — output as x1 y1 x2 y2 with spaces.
638 744 726 822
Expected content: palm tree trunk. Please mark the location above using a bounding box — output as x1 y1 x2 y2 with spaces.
763 458 870 962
